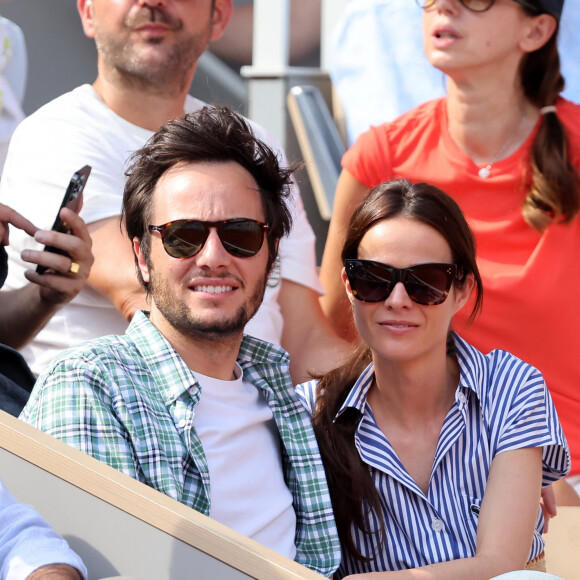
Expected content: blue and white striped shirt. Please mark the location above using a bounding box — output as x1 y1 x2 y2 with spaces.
296 333 570 578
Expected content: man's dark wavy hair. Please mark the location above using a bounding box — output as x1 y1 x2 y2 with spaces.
122 105 295 287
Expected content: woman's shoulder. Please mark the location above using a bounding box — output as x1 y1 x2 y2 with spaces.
454 334 545 399
389 97 446 131
354 98 446 147
344 98 446 182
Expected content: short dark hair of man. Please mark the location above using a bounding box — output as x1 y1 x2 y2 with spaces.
123 106 295 287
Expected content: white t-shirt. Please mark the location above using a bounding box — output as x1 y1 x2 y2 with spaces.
193 364 297 559
0 85 322 375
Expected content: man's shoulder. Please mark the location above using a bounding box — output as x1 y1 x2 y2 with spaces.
9 84 119 154
16 85 98 126
44 331 141 375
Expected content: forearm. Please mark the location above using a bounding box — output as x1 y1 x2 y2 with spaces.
344 554 524 580
104 284 148 322
319 171 370 342
278 279 353 384
287 323 352 384
0 284 61 348
0 482 86 580
87 217 148 321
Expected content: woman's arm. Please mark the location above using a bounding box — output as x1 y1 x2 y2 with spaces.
343 447 542 579
319 169 370 341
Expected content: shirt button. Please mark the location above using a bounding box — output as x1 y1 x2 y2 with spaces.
178 419 187 428
458 392 467 404
431 518 444 533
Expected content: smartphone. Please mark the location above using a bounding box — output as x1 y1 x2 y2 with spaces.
36 164 92 274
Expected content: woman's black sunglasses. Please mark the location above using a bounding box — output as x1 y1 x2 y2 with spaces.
149 218 269 259
415 0 541 14
345 259 459 306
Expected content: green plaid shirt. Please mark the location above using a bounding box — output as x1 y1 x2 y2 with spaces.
21 311 340 577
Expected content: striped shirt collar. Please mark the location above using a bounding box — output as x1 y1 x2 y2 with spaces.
334 332 480 423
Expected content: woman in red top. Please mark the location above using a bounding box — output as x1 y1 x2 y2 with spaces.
320 0 580 503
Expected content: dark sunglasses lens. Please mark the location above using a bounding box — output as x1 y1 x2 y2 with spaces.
219 220 265 257
348 262 394 302
163 222 207 258
405 264 454 305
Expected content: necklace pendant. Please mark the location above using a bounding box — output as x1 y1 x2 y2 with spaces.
478 165 491 179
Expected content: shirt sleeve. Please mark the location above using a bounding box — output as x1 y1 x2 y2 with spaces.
19 356 142 481
492 362 570 486
0 479 87 580
341 124 394 189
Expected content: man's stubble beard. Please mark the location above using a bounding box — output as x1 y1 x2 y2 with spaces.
148 269 269 343
94 14 213 96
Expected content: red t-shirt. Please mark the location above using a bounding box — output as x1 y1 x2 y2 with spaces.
343 97 580 474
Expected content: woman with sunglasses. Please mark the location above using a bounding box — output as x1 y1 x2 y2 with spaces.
319 0 580 503
297 179 569 579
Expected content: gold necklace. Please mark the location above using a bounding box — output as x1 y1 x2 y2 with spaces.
448 112 524 179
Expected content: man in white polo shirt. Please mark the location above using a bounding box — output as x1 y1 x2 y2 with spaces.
0 0 348 383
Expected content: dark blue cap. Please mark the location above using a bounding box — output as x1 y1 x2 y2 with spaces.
538 0 564 18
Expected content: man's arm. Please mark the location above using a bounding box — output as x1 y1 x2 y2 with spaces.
278 279 352 385
0 479 86 580
86 216 148 321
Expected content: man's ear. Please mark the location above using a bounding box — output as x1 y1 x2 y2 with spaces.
77 0 96 39
210 0 234 42
134 237 151 285
266 238 279 277
519 13 557 53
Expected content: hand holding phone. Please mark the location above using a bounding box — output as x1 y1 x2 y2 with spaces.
36 165 91 274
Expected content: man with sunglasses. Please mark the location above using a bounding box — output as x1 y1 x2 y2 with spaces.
20 106 341 578
0 0 349 384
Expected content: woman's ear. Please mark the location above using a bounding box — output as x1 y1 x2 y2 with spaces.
342 266 356 305
453 272 475 314
519 13 557 53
